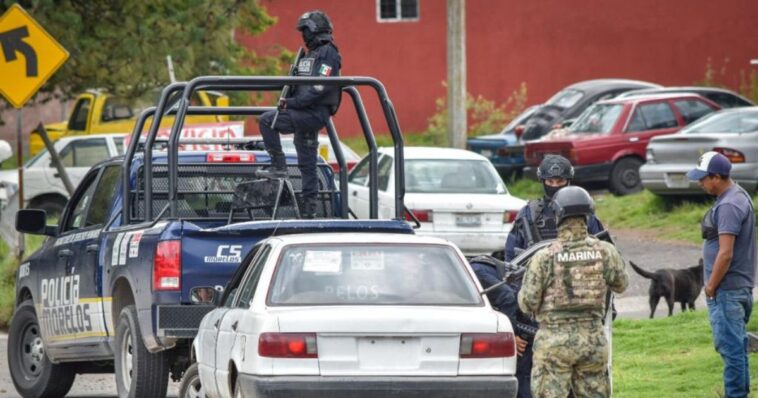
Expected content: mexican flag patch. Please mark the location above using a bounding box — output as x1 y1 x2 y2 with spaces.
319 64 333 76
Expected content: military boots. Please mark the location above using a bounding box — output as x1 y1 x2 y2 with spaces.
255 151 288 179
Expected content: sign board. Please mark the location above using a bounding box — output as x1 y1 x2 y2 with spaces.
123 121 246 151
0 4 69 108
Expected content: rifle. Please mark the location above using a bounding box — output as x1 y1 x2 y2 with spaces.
270 47 305 129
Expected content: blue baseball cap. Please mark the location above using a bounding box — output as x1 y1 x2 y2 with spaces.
686 151 732 181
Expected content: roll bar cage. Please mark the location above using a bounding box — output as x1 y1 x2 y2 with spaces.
121 76 406 225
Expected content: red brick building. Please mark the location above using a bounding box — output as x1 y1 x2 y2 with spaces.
239 0 758 137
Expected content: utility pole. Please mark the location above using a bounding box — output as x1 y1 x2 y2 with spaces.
447 0 466 148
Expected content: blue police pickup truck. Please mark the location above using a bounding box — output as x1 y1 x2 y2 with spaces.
8 76 410 398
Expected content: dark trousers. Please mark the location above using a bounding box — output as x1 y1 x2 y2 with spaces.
259 109 323 200
517 342 534 398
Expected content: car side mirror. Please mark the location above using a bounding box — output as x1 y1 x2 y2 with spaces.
190 286 223 306
16 209 57 236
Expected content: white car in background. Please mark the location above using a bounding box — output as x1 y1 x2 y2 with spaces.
347 147 526 256
182 233 517 398
249 134 361 174
0 133 125 215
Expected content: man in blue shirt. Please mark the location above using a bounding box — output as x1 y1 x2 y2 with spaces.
687 151 756 398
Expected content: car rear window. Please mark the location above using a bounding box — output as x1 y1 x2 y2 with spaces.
267 244 482 306
569 104 624 133
546 89 584 109
680 110 758 134
405 159 505 194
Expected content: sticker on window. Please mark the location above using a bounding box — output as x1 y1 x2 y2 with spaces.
350 251 385 270
303 250 342 273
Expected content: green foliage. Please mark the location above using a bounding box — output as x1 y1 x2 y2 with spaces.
696 57 758 104
0 233 46 327
420 82 528 146
0 0 278 106
613 307 758 397
505 177 544 199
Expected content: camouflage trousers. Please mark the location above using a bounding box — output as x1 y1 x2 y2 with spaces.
531 321 610 398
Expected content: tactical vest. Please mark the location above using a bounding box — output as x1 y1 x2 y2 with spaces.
541 238 607 315
295 43 341 114
526 199 558 243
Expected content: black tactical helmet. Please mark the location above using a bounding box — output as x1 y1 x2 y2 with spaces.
296 10 333 34
537 154 574 180
549 186 594 225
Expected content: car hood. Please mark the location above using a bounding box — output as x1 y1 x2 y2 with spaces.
404 193 526 212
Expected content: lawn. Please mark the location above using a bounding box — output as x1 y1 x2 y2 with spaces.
613 307 758 397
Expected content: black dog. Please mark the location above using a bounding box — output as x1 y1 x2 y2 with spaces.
629 259 704 319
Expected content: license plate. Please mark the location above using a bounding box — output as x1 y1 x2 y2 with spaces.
481 149 493 157
665 173 689 188
456 214 482 226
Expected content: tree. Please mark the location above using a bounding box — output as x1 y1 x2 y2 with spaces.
0 0 283 104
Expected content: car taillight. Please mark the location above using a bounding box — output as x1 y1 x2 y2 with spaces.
206 153 256 163
153 240 181 291
259 333 317 358
346 160 358 171
404 209 433 222
460 332 515 358
330 161 358 173
503 210 518 224
713 147 745 164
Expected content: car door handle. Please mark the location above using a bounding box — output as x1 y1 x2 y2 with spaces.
86 244 100 253
214 319 220 329
232 321 238 331
58 249 73 258
53 173 60 178
628 137 640 142
352 191 357 196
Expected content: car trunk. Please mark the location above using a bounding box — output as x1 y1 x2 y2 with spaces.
274 306 498 376
406 193 507 233
524 140 575 167
649 134 721 164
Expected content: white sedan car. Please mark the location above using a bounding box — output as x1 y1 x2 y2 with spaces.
347 147 526 256
185 233 517 398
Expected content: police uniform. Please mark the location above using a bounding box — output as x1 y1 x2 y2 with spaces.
518 217 628 398
258 11 341 218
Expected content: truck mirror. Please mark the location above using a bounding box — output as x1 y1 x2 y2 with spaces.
16 209 56 236
190 286 218 305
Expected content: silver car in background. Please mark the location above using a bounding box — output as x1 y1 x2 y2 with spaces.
640 107 758 195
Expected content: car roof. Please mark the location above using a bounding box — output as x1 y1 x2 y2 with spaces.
599 93 710 105
563 78 661 92
377 146 487 160
271 232 456 247
619 86 746 97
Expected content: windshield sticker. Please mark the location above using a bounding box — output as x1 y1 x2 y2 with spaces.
128 231 143 258
350 251 385 270
303 250 342 273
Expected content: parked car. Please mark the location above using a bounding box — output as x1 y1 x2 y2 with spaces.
618 86 753 109
524 94 720 195
472 79 661 179
466 105 539 180
0 133 124 215
183 233 517 398
347 147 526 256
641 107 758 195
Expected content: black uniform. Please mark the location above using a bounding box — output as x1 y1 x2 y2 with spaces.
258 11 341 218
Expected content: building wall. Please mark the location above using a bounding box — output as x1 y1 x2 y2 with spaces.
242 0 758 138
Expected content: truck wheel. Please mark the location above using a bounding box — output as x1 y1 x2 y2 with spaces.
609 157 643 196
114 305 169 398
178 363 204 398
8 300 75 398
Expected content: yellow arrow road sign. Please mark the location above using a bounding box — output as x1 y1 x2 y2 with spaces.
0 4 68 109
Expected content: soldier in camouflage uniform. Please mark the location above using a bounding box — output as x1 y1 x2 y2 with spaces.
518 186 628 398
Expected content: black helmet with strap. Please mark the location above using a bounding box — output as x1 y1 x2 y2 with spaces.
549 186 594 226
297 10 333 34
537 154 574 180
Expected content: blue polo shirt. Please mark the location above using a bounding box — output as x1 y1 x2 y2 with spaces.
703 184 756 290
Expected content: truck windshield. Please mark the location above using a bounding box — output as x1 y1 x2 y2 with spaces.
569 103 624 133
267 244 481 306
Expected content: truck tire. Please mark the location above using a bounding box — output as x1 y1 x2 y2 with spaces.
8 299 75 398
114 305 169 398
177 363 204 398
609 157 644 196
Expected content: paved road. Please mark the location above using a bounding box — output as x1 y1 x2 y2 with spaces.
0 229 709 396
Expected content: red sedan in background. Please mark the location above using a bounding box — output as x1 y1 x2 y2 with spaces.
524 94 720 195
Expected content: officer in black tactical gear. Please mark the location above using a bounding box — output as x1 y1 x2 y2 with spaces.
500 154 605 398
257 10 342 218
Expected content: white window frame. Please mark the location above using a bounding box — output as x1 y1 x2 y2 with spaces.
376 0 420 23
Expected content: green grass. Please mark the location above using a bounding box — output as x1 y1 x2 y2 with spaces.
613 307 758 397
0 234 47 328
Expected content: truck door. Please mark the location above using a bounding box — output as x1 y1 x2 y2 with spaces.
41 164 121 348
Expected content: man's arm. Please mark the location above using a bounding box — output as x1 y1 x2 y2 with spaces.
705 234 735 298
504 207 529 261
518 251 548 314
